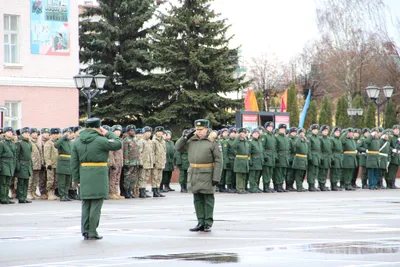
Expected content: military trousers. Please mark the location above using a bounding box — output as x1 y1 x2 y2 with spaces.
249 170 261 192
17 178 29 201
162 171 172 185
286 167 295 186
29 170 40 196
385 164 399 188
81 198 104 238
39 169 47 195
139 168 151 188
361 167 368 186
235 172 247 192
262 166 274 186
351 167 359 186
342 168 354 187
124 166 139 191
318 168 329 184
179 169 188 185
193 193 215 227
225 169 235 185
368 168 379 189
307 165 319 185
274 167 286 185
219 169 226 186
0 175 11 202
109 166 122 195
119 169 125 195
294 170 305 190
151 168 162 188
46 169 58 192
57 174 72 199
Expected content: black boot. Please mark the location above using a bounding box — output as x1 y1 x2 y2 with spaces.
124 190 132 199
345 185 356 191
189 224 204 232
276 184 285 193
219 185 227 193
286 184 296 192
319 183 330 191
182 184 188 193
215 186 220 192
157 188 166 197
227 184 235 193
153 188 166 197
180 184 184 193
166 184 175 192
139 188 151 198
331 183 341 191
339 181 344 189
129 190 137 199
55 188 60 197
309 184 320 192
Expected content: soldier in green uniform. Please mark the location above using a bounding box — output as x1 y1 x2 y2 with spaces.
15 127 33 203
341 128 358 190
358 128 370 189
379 130 391 188
262 122 277 193
286 127 297 192
274 124 290 192
319 125 332 191
175 119 222 232
351 129 362 188
71 118 122 240
307 124 321 192
217 128 228 192
364 129 381 190
175 130 190 193
223 128 237 193
161 130 176 192
54 127 73 202
292 128 308 192
232 128 250 194
248 128 263 193
0 127 17 204
122 125 141 198
386 125 400 189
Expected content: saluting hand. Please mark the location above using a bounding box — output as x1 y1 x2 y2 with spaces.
99 126 108 136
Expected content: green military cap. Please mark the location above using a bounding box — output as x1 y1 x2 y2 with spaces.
62 127 72 134
135 128 143 134
111 125 123 132
310 124 319 130
21 127 30 134
155 126 164 132
4 127 15 134
251 128 260 135
126 125 136 132
362 128 370 134
237 127 246 133
102 125 110 131
73 126 82 133
289 127 297 133
278 123 287 129
85 118 101 128
393 125 400 130
30 128 38 134
346 128 353 132
194 119 210 129
297 128 306 134
377 127 384 132
50 128 61 135
41 128 50 134
142 126 152 133
320 125 329 132
164 130 172 135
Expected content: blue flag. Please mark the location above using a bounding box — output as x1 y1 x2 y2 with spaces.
299 90 311 128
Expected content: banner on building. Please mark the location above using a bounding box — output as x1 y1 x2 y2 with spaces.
30 0 70 56
242 114 258 129
275 115 290 128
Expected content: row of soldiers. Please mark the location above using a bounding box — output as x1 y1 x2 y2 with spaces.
216 122 400 193
0 124 186 204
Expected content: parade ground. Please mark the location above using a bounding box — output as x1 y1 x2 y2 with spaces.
1 181 400 267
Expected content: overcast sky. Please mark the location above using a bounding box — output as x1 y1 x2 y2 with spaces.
78 0 400 62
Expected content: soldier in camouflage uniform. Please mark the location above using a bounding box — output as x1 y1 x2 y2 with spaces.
39 128 50 199
44 128 60 200
152 126 167 197
28 128 43 200
108 125 124 200
133 128 143 197
122 125 141 199
138 126 153 198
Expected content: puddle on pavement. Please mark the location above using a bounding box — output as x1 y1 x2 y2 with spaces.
133 252 239 264
303 241 400 254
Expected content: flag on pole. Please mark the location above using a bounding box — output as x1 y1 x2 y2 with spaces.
280 89 288 112
299 89 311 128
244 88 259 112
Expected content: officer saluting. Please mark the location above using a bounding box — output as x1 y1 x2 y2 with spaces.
175 119 222 232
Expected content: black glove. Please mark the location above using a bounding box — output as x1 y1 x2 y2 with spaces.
41 165 46 171
185 129 196 139
320 159 324 165
110 165 117 170
212 181 219 186
47 165 52 170
264 157 268 163
123 165 129 170
138 165 143 169
226 162 231 169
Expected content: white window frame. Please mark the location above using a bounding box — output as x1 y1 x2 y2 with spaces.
4 14 20 65
4 101 21 129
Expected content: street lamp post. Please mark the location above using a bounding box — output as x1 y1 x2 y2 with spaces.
366 85 394 127
347 108 364 128
73 73 107 118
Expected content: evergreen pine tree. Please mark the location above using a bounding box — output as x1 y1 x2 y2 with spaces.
384 101 397 128
352 95 365 129
79 0 156 123
255 90 265 111
287 82 299 126
335 96 351 128
319 95 332 127
365 101 377 129
304 100 318 130
335 97 343 127
147 0 246 129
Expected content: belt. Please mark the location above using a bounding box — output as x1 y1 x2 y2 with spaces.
295 154 307 158
379 153 388 157
344 151 357 154
59 154 71 158
367 151 379 155
236 155 249 159
190 163 214 168
81 162 107 167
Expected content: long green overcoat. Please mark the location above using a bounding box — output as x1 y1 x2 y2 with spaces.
320 135 333 168
357 137 367 167
341 133 358 169
0 139 16 177
379 138 391 170
389 134 400 165
292 137 308 170
54 135 72 175
15 137 33 179
231 135 250 173
249 137 263 171
308 134 321 166
175 132 222 194
175 151 189 170
71 130 122 199
364 135 380 169
275 133 290 167
164 140 175 171
262 131 277 167
222 138 236 170
330 135 343 169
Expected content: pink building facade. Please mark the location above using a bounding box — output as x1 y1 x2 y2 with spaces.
0 0 79 129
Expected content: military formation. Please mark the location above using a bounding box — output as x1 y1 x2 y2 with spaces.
217 123 400 193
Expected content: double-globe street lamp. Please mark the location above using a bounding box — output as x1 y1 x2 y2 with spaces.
347 108 363 128
73 73 107 118
366 85 394 127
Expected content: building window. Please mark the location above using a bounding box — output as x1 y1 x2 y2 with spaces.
4 101 21 129
4 15 20 64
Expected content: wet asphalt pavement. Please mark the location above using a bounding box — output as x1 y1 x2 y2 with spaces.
1 180 400 267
